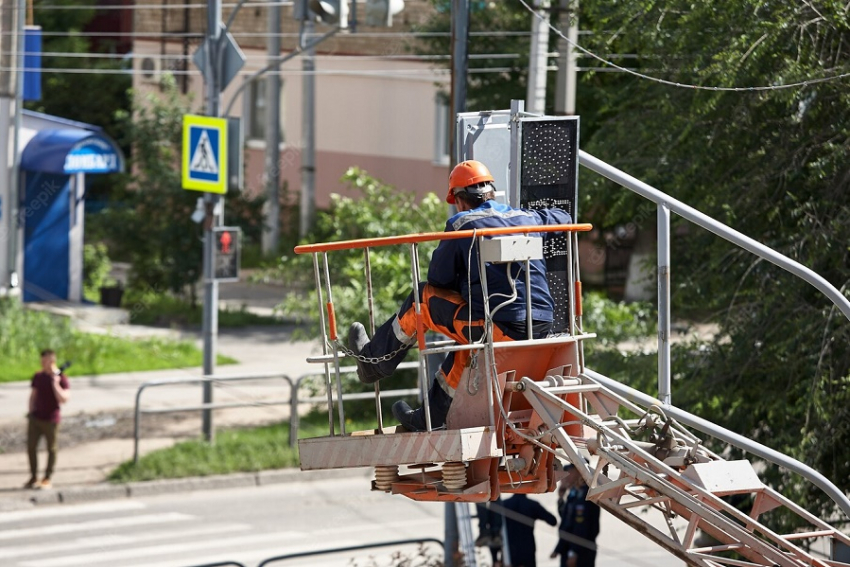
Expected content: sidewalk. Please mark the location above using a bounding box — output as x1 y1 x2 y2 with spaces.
0 282 333 507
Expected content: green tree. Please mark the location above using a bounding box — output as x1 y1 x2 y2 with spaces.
104 77 201 301
278 167 444 328
577 0 850 527
26 0 131 147
104 76 264 304
411 2 533 111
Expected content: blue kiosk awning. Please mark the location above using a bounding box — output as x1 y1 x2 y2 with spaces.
21 129 125 174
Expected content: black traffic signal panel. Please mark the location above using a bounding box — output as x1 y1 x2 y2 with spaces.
214 227 240 281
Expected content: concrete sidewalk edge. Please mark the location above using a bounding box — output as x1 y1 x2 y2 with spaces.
0 467 371 511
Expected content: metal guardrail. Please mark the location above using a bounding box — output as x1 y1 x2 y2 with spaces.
182 539 444 567
255 538 444 566
133 362 421 464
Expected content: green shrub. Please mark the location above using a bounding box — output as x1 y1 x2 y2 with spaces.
124 287 282 328
275 167 443 332
82 242 116 302
0 298 234 382
108 413 381 482
582 291 654 347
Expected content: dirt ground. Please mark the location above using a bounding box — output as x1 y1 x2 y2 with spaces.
0 408 285 456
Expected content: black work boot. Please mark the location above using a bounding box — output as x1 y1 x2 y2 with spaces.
392 401 427 431
392 385 452 431
348 322 384 384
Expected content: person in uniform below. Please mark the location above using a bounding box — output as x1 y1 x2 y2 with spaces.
552 462 601 567
503 492 558 567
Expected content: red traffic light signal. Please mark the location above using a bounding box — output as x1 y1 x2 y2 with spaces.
213 227 241 281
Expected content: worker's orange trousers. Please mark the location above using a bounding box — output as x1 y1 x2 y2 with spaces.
361 282 551 393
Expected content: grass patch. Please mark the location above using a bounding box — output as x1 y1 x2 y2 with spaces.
126 291 282 328
0 298 235 383
109 412 378 482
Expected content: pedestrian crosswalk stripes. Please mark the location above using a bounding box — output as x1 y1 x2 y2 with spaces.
1 504 441 567
0 512 194 541
0 524 249 561
21 532 305 567
0 501 145 524
0 482 450 567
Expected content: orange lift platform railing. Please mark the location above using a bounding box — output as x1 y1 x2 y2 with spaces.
294 223 593 503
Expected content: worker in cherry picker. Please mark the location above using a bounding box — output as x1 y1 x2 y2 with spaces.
348 160 572 431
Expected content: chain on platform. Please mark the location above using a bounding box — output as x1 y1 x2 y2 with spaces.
333 340 411 365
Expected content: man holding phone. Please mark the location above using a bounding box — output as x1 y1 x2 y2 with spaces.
25 349 71 490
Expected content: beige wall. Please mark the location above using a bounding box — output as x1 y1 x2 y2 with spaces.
132 36 450 207
244 145 448 211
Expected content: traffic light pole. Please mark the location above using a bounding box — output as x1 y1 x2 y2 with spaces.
300 17 316 239
202 0 223 443
448 0 468 168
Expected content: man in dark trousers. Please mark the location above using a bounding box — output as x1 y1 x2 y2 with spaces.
502 492 558 567
552 462 601 567
25 349 70 490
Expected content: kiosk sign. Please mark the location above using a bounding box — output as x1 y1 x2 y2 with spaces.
64 138 121 173
182 114 228 194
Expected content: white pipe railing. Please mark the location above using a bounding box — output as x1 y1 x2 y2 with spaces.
579 150 850 404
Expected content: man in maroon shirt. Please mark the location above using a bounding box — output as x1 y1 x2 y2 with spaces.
25 349 70 490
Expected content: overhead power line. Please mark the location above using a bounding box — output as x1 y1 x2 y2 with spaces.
24 29 541 40
515 0 850 92
30 50 551 63
32 0 296 10
0 65 550 76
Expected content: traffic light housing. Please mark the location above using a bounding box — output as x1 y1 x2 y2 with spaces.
213 227 241 281
364 0 404 26
307 0 348 27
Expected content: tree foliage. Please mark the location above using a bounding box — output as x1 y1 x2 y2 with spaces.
411 0 850 528
577 0 850 526
104 78 202 300
26 0 131 147
103 77 264 303
278 168 444 329
411 1 532 111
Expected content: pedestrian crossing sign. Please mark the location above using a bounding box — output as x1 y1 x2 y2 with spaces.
182 114 228 194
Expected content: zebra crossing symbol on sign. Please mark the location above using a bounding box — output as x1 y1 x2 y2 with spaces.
182 114 228 194
189 130 218 175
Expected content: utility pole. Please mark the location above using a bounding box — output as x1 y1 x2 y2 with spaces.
444 4 470 561
526 0 550 115
299 17 316 238
0 0 22 293
263 2 281 253
554 0 578 115
201 0 223 442
448 0 469 167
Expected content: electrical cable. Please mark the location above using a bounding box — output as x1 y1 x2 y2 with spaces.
0 65 551 76
33 0 296 10
26 29 539 39
27 50 538 62
516 0 850 92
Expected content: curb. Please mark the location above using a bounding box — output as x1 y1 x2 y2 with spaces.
0 467 370 511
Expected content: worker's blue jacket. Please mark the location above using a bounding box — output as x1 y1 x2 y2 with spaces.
427 200 572 323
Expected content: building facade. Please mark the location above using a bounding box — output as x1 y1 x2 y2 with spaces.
132 1 451 216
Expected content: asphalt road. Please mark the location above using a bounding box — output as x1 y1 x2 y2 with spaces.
0 473 686 567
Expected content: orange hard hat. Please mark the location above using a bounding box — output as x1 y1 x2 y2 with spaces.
447 160 495 204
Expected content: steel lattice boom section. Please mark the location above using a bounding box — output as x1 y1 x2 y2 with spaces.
519 375 850 567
